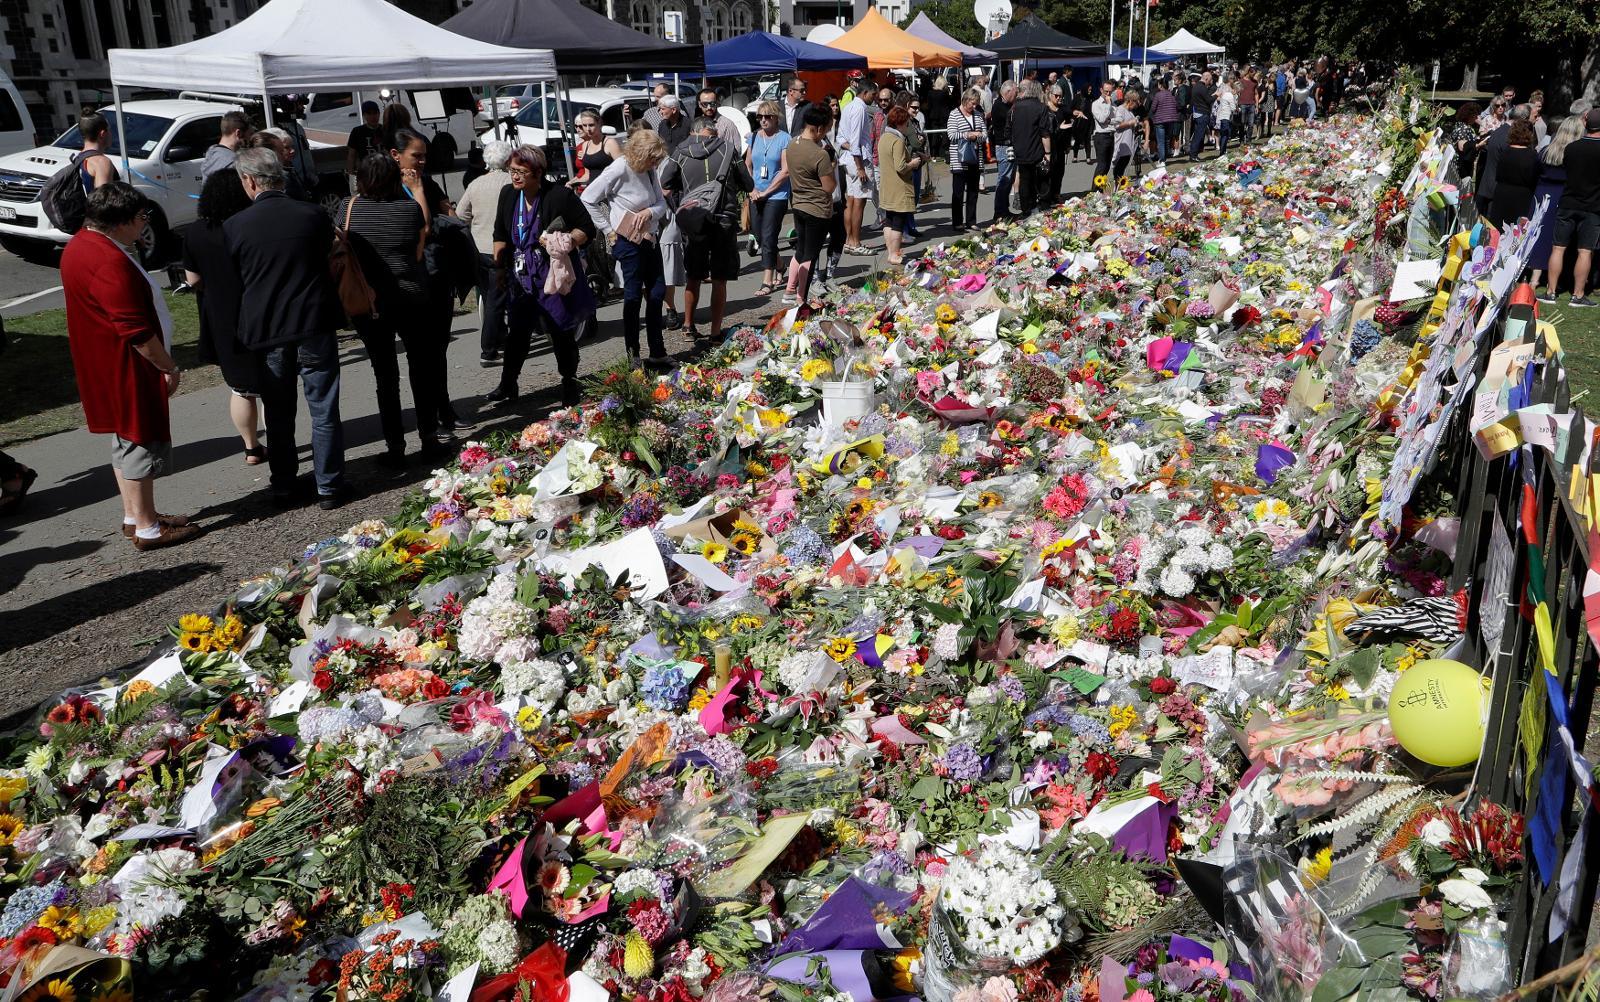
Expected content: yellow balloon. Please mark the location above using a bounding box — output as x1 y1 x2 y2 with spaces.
1387 659 1489 766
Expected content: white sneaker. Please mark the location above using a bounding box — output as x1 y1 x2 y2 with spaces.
782 293 799 306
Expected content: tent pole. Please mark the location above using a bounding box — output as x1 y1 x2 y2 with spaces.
1125 0 1133 64
112 83 130 178
553 75 575 181
1140 5 1148 80
1106 0 1115 55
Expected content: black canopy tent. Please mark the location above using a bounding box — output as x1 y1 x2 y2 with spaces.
441 0 703 73
985 14 1100 60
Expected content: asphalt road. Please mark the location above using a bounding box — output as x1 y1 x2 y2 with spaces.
0 246 72 313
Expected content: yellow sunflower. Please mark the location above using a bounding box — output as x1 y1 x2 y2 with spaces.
37 904 84 939
0 813 21 846
177 631 210 653
24 979 75 1002
0 775 24 804
702 542 729 564
823 636 856 663
729 532 759 556
176 613 213 634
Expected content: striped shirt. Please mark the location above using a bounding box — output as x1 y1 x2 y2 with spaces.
946 107 987 171
338 195 427 304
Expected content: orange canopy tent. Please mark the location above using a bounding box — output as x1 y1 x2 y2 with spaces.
824 8 964 69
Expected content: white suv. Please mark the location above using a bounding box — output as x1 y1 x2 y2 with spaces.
0 97 241 264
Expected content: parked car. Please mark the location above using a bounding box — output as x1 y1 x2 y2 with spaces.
0 97 239 264
612 78 701 102
484 86 652 178
475 83 546 125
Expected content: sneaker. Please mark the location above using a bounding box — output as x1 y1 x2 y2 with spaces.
479 354 502 368
1572 296 1597 308
781 293 799 306
317 488 352 511
132 521 203 551
643 354 675 370
484 384 519 404
1536 291 1557 304
664 307 684 330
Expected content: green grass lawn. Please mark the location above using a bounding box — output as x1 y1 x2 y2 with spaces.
0 292 217 448
1548 303 1600 404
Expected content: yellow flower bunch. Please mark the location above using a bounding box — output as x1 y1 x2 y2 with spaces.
0 774 24 805
729 614 764 633
935 303 958 325
178 613 214 634
701 541 728 564
516 705 543 736
745 460 770 478
833 819 865 847
1250 499 1292 521
729 531 760 556
1049 614 1081 646
1302 845 1333 885
0 812 22 847
82 905 116 937
939 431 961 457
1107 703 1139 738
800 358 834 381
823 636 856 663
1325 682 1351 701
1104 257 1131 278
687 687 714 711
1274 325 1302 348
1040 538 1074 561
37 904 84 939
976 490 1004 510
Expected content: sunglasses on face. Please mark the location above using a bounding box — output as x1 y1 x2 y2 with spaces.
699 100 718 108
508 167 533 177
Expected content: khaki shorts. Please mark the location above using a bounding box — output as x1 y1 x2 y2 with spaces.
111 435 172 480
842 154 873 200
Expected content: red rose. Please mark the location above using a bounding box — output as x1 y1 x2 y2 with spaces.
312 669 334 692
1149 677 1176 695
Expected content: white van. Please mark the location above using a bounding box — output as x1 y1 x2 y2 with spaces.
0 70 36 158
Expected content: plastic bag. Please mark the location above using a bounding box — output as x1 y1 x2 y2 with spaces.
1221 841 1359 1000
1441 915 1511 999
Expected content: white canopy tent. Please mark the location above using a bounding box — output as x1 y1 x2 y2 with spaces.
1149 28 1225 57
108 0 557 172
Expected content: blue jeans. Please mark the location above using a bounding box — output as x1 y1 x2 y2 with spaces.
993 144 1013 219
1217 119 1233 151
1153 122 1173 162
611 234 665 358
261 333 344 495
909 166 923 234
1188 113 1211 158
753 196 788 272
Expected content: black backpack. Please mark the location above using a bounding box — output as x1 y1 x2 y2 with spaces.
672 143 735 236
41 151 105 234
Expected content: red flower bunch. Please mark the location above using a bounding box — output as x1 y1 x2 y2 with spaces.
1100 605 1142 644
41 693 103 737
1231 304 1263 329
1148 676 1177 696
1084 752 1119 783
1443 802 1525 874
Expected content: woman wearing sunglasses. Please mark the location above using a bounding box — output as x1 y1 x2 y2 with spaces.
747 101 791 297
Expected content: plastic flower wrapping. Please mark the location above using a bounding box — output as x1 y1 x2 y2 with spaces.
0 83 1534 1002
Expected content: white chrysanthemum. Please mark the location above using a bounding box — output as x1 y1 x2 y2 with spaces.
1206 542 1235 571
1159 563 1195 597
475 920 521 973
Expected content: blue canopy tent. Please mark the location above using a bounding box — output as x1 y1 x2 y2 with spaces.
1109 46 1176 64
704 32 868 75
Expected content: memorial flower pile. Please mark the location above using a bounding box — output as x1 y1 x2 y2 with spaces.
0 89 1534 1002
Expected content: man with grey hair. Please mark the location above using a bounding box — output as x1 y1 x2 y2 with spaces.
1476 103 1531 216
251 128 311 200
457 139 516 365
990 80 1018 222
226 146 346 509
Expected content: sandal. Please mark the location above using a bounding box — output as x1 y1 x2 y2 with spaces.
755 282 775 296
243 445 267 466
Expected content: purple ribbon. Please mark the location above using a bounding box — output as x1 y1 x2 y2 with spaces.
1254 442 1296 485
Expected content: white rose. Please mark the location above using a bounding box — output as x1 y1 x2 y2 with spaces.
1438 878 1494 912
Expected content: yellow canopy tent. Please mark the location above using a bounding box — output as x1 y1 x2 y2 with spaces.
824 8 964 69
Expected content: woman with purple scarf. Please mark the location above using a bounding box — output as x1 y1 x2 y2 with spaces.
485 145 597 406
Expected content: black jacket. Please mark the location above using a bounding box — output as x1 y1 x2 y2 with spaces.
990 98 1013 145
781 99 811 136
225 190 337 350
491 181 598 255
1009 97 1051 165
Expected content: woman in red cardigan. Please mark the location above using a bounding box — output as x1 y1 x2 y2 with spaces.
61 182 201 550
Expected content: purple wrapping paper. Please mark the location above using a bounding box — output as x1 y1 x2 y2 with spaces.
897 536 946 558
776 877 915 955
1162 342 1194 375
1254 442 1296 484
1110 799 1181 862
767 950 919 1002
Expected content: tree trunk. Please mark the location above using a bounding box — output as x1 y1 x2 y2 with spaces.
1555 37 1599 114
1461 62 1480 93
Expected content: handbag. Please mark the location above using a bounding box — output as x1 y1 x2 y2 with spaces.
329 196 378 319
954 113 980 167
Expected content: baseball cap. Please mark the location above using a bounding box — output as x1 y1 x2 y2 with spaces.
1587 108 1600 132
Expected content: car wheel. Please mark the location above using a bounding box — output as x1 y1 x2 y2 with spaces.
135 209 170 269
0 234 57 264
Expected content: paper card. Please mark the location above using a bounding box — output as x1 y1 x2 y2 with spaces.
437 961 478 1002
584 528 669 600
1075 795 1160 841
268 679 314 717
990 808 1041 851
568 973 611 1002
1066 639 1111 671
1175 646 1235 691
700 812 811 898
671 554 743 593
968 310 1002 341
1057 666 1107 695
871 715 927 745
1389 258 1443 301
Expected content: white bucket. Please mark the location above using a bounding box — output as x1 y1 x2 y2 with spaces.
821 380 876 426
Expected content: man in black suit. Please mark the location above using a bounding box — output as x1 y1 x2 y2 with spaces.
780 76 811 136
226 147 347 509
1475 104 1528 217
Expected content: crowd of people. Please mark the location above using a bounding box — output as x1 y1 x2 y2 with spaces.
1449 87 1600 307
46 56 1550 559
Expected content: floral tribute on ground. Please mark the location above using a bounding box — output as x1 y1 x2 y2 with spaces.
0 90 1529 1002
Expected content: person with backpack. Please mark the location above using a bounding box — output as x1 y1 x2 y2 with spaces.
662 117 753 342
226 147 347 510
41 112 118 236
487 145 596 406
62 183 199 550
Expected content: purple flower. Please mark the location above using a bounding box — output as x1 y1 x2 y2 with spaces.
942 742 984 782
998 674 1026 702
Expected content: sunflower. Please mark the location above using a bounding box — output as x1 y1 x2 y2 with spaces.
823 636 856 663
22 979 75 1002
177 613 214 634
976 490 1004 510
177 631 210 653
729 532 759 556
935 304 958 325
701 542 728 564
37 905 84 939
0 813 21 846
0 775 23 805
90 986 133 1002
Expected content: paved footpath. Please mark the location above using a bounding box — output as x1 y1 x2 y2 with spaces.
0 155 1129 714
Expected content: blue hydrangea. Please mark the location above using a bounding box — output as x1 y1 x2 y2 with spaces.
942 742 984 782
0 881 62 937
781 525 830 566
998 674 1027 702
1351 319 1382 361
1068 713 1112 744
640 661 693 710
